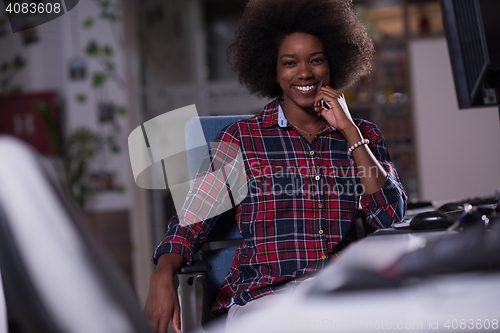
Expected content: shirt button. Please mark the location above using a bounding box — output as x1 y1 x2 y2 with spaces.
315 175 320 180
310 151 315 155
318 204 323 208
319 230 324 234
321 255 327 260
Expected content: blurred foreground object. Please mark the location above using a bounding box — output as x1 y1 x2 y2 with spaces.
0 136 150 333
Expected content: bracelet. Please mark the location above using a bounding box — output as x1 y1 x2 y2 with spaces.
348 138 369 155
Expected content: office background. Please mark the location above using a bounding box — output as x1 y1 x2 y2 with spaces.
0 0 499 307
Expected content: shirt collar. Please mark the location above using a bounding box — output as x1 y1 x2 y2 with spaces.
277 103 289 127
260 97 337 132
260 98 282 128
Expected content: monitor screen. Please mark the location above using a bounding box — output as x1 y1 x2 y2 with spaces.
440 0 500 109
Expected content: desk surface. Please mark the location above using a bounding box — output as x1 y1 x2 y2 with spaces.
334 230 446 272
209 229 500 333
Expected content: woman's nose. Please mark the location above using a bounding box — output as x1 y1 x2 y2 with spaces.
297 63 313 79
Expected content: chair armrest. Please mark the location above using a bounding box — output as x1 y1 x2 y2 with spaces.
177 260 211 333
178 260 212 274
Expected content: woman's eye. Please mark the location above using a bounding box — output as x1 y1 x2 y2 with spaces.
283 61 295 66
311 58 325 64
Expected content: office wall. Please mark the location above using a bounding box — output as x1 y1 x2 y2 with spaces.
0 1 151 302
0 2 133 212
409 37 500 201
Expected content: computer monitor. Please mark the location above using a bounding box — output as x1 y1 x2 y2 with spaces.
439 0 500 109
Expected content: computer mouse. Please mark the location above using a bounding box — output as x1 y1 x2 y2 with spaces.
409 211 456 230
437 202 464 214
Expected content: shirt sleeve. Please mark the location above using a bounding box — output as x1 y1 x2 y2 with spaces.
357 120 408 229
152 123 244 264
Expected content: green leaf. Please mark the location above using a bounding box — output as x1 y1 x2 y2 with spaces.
116 106 126 115
106 136 115 146
75 93 87 103
82 17 94 28
92 72 107 88
9 86 22 94
1 62 8 73
106 136 120 154
32 99 61 154
105 61 115 72
33 100 49 113
100 0 110 9
85 41 100 56
103 45 113 57
12 55 26 70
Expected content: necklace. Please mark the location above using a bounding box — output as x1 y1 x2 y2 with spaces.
290 120 326 137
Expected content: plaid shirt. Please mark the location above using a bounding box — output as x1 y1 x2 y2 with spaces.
153 98 407 314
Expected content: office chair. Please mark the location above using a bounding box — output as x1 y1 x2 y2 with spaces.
177 115 250 333
0 136 151 333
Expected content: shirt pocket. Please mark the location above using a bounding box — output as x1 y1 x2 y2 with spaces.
247 157 296 203
329 161 360 201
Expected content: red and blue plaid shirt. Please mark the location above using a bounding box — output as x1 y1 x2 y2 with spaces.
153 98 407 314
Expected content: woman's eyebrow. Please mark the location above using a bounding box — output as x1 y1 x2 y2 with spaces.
310 51 325 57
279 51 325 59
279 53 296 59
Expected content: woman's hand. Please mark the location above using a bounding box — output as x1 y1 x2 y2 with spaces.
314 86 356 135
145 270 181 333
144 254 186 333
314 86 387 194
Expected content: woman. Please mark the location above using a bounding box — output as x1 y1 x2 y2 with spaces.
145 1 407 332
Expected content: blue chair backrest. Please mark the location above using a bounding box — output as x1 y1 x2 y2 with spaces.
185 116 250 242
185 115 250 328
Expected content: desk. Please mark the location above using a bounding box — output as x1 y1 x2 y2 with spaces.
209 229 500 333
333 230 446 272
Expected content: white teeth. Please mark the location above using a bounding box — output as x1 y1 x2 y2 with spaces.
295 85 315 91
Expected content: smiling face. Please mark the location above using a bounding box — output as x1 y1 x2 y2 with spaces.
276 32 330 112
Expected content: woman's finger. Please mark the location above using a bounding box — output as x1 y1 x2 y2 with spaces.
172 304 182 333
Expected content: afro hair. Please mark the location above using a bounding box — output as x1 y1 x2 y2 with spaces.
227 0 374 99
